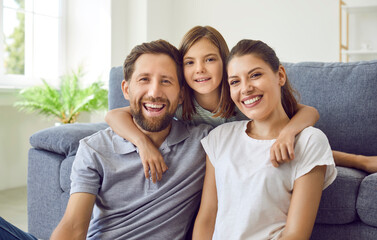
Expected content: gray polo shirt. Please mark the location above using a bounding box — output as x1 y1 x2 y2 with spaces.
70 119 212 240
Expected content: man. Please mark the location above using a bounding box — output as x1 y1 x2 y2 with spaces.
50 40 211 240
0 40 211 240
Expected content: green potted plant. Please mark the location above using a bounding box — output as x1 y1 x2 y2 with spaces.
14 67 108 124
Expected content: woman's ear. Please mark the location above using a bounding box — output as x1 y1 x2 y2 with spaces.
278 65 287 86
121 79 130 100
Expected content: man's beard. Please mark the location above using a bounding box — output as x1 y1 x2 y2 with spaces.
131 98 175 132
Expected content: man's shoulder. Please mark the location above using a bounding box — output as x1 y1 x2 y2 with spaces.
80 127 115 146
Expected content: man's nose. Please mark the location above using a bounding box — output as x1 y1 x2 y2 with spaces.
148 80 163 98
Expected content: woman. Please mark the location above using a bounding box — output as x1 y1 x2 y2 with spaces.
105 26 320 182
192 39 337 239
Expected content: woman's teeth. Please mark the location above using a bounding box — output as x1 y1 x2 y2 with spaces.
244 96 261 105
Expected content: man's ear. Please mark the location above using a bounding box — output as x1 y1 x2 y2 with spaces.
121 79 130 100
178 86 184 105
278 65 287 86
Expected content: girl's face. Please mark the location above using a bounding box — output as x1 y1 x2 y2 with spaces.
227 54 286 121
183 38 223 96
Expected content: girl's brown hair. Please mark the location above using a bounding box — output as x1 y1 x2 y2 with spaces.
227 39 299 119
179 26 235 120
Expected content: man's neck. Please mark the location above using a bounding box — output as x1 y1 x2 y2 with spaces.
135 121 172 149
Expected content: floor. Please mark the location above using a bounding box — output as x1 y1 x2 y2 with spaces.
0 186 28 232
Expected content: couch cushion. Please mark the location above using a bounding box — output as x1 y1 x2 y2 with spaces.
357 173 377 227
316 166 367 224
284 60 377 156
60 156 75 192
30 122 108 157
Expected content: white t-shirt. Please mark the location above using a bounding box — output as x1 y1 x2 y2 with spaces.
200 121 337 240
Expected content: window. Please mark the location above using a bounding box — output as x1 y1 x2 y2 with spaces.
1 0 63 88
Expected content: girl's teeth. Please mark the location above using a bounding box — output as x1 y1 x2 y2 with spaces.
196 78 209 82
244 96 261 105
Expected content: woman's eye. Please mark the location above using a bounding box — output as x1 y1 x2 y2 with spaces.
250 73 261 79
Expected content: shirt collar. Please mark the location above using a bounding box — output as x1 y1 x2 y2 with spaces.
112 119 190 155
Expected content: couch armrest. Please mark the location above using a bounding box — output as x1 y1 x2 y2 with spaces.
30 122 108 157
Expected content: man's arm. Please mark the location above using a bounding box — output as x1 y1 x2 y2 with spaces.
50 192 96 240
192 156 218 240
279 165 326 240
270 104 319 166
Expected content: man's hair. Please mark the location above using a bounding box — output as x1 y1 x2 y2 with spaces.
123 39 183 86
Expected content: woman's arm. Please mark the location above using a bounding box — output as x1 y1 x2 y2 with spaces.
105 107 167 183
279 165 326 240
270 104 319 167
50 193 96 240
192 156 218 240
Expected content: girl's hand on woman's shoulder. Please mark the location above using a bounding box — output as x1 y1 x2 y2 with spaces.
270 131 295 167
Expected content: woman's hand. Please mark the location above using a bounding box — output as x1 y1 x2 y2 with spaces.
138 140 168 183
270 130 295 167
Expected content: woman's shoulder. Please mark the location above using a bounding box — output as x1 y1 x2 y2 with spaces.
209 120 249 136
297 127 328 143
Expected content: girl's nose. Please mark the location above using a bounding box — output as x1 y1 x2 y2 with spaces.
196 62 206 74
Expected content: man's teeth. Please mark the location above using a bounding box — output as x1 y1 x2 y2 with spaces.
244 96 261 105
145 103 163 109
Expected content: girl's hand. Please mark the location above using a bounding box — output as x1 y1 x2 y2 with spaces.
270 130 295 167
138 141 168 183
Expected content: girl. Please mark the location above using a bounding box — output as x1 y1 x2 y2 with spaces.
193 39 337 239
105 26 320 183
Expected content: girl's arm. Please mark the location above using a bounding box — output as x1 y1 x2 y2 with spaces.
105 107 168 183
270 104 319 167
192 156 218 240
279 165 326 240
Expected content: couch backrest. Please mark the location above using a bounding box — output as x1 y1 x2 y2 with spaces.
108 66 130 110
108 61 377 156
283 60 377 156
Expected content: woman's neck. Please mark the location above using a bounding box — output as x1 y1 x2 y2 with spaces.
193 88 221 113
246 107 290 140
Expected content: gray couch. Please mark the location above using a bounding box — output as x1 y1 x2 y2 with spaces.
28 60 377 239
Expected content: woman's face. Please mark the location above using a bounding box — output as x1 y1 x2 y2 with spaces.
182 38 223 97
227 54 286 121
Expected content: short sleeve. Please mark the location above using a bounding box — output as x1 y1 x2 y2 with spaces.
200 131 218 167
70 139 102 195
295 128 337 189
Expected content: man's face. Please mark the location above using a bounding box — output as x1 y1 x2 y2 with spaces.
122 53 183 132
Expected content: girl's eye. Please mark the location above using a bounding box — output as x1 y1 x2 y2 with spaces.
206 58 216 62
229 80 240 86
184 61 194 66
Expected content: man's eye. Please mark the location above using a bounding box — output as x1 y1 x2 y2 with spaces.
162 79 171 84
139 77 148 82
